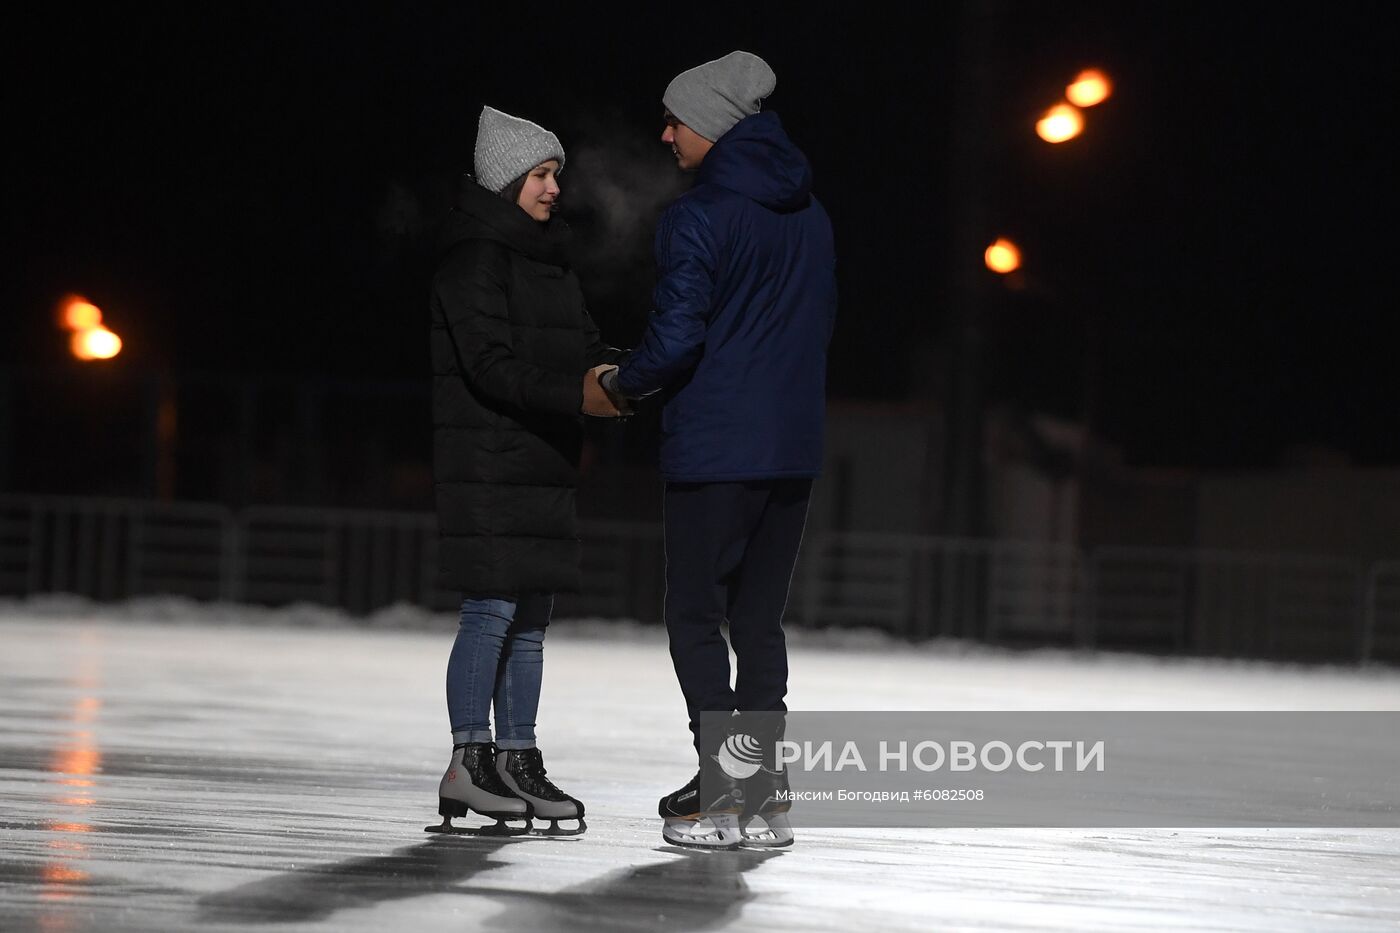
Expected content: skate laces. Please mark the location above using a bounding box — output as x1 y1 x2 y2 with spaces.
461 743 493 769
509 748 545 778
461 743 514 794
512 749 565 795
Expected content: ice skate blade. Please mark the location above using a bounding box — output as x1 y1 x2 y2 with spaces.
662 813 742 851
739 828 794 848
425 816 531 837
740 813 794 848
529 817 587 838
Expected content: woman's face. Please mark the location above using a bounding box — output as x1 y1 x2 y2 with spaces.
516 160 561 221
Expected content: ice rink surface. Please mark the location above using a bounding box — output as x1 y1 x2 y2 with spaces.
3 600 1399 932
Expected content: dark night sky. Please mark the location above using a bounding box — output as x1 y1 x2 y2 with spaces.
3 2 1395 469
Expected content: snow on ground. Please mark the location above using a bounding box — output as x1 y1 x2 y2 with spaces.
2 598 1398 932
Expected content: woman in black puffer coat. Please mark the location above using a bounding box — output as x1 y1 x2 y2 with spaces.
427 106 625 834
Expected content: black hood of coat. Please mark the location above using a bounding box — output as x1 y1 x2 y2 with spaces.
438 174 573 267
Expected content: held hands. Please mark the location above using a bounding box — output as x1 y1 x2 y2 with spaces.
581 365 631 418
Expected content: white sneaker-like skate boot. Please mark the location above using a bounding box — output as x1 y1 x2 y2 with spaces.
426 742 532 836
729 712 794 847
495 747 586 836
740 765 794 847
658 761 744 850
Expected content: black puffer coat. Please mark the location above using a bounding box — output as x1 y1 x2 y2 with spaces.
430 177 624 598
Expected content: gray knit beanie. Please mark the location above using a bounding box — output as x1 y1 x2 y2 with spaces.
663 51 777 143
473 106 565 194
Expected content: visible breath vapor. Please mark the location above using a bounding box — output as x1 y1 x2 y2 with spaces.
560 121 689 337
565 139 687 259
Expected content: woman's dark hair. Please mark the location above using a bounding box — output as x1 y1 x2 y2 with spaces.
500 173 528 206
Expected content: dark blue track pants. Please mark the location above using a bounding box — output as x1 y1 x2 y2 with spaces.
662 478 812 762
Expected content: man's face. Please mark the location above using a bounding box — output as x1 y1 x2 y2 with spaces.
516 160 561 222
662 113 713 171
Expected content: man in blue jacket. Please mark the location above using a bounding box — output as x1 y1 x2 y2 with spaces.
603 51 837 849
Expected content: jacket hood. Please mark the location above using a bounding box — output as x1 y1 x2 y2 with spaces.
698 112 813 212
438 174 572 266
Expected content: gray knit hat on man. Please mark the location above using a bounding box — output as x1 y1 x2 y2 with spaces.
473 106 565 194
663 51 777 143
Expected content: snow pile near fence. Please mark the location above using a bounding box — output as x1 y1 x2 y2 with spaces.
3 593 1397 684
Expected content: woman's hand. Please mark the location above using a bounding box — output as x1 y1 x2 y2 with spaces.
582 365 628 417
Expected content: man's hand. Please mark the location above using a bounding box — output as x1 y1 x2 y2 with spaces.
582 365 628 417
594 364 633 415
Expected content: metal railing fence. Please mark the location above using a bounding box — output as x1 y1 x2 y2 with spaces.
2 495 1395 663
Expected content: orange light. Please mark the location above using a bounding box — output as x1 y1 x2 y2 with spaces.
47 840 88 853
43 865 88 883
1036 103 1084 143
51 745 101 778
39 861 90 901
71 327 122 361
43 735 96 897
984 238 1022 274
50 697 103 788
1066 69 1112 108
60 298 103 332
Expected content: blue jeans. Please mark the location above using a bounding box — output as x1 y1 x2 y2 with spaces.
446 594 552 750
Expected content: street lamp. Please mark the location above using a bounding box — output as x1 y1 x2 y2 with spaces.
1036 103 1084 144
984 238 1022 274
1065 69 1112 108
71 327 123 361
58 294 123 362
1035 68 1112 144
1007 67 1116 555
53 293 173 498
61 299 103 331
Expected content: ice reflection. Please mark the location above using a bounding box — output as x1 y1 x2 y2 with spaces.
39 687 102 914
36 909 79 933
52 739 99 788
37 862 90 900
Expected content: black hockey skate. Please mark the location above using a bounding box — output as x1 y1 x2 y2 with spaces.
739 766 794 848
426 742 532 836
496 747 586 837
659 759 745 850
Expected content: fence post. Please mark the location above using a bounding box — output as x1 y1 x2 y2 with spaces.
26 501 44 596
126 502 144 597
912 540 933 640
75 505 97 597
1078 548 1097 649
222 508 244 603
936 542 955 639
1360 562 1377 665
896 539 914 638
0 370 12 494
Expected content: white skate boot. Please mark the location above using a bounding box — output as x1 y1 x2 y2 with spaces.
658 760 744 850
739 765 794 847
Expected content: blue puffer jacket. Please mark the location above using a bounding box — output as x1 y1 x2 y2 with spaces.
617 111 837 483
